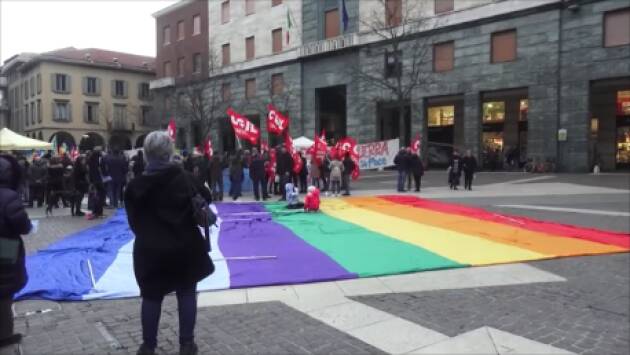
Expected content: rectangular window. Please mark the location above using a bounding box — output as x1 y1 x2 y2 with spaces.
245 78 256 99
114 80 126 97
604 8 630 47
164 61 172 76
385 50 402 78
139 83 150 99
221 1 230 24
272 0 282 6
53 101 70 121
163 26 171 45
178 57 185 77
272 28 283 53
246 36 255 61
86 77 98 94
114 104 126 121
433 41 454 72
24 81 29 99
177 21 185 40
222 82 231 101
141 106 152 125
386 0 402 27
24 105 29 126
427 106 455 127
55 74 68 93
271 73 284 95
434 0 454 14
37 74 41 94
482 101 506 123
37 100 41 123
491 30 517 63
325 9 340 39
245 0 255 15
30 77 35 97
222 44 230 66
193 14 201 35
30 102 35 124
85 102 99 123
193 53 202 73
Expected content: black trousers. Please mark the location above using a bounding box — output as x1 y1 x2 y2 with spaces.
299 175 308 193
0 297 13 342
413 174 422 191
141 285 196 349
29 183 44 207
252 178 268 200
464 171 474 190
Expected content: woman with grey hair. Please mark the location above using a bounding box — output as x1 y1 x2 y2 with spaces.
124 131 214 355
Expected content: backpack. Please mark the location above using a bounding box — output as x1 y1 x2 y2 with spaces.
187 176 217 252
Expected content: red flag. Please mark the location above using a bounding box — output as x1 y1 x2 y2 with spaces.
284 131 294 154
70 147 79 161
269 147 277 164
410 133 421 154
337 137 360 180
203 136 213 158
292 152 303 174
167 119 176 141
267 104 289 135
227 108 260 145
261 140 269 153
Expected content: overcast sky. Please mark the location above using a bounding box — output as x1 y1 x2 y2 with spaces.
0 0 179 64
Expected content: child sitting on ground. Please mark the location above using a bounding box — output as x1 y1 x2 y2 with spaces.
304 186 320 212
285 178 304 209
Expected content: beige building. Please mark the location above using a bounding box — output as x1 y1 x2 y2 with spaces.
2 47 156 151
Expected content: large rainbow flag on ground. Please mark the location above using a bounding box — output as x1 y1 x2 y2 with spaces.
17 196 629 301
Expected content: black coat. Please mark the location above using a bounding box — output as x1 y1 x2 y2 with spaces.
0 186 32 298
249 156 266 180
276 151 293 176
394 152 406 172
410 154 424 176
105 154 128 184
462 156 477 174
208 157 223 183
124 166 214 299
88 152 103 184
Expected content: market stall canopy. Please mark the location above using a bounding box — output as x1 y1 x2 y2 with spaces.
0 128 53 150
293 136 314 150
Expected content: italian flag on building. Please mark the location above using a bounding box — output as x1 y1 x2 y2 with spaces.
286 8 293 45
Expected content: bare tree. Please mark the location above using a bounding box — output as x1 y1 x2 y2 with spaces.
353 0 435 146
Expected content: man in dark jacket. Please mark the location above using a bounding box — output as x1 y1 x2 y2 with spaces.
449 150 462 190
276 147 293 201
132 150 145 178
394 148 407 192
88 149 105 217
29 156 47 208
299 152 308 193
0 155 32 351
125 131 213 355
409 152 424 192
342 153 354 196
462 149 477 191
249 148 268 201
207 155 224 201
104 150 128 208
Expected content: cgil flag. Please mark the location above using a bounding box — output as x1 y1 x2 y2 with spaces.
267 104 290 135
227 108 260 145
410 134 421 154
167 119 177 141
203 135 213 158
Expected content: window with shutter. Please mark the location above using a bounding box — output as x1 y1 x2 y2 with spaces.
222 1 230 24
193 14 201 35
491 30 517 63
386 0 402 27
246 36 255 61
272 28 283 54
30 102 35 124
163 26 171 45
24 105 29 126
222 83 231 101
24 81 29 99
245 79 256 99
271 74 284 95
114 80 126 97
37 100 41 123
86 77 98 95
37 74 41 94
193 53 202 73
245 0 255 15
434 0 454 14
433 41 454 72
222 44 230 66
604 8 630 47
325 9 340 39
178 21 185 40
272 0 282 6
30 77 35 97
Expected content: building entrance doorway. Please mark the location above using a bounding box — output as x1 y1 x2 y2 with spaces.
316 85 346 142
378 103 410 146
481 88 528 170
590 78 630 171
425 95 463 167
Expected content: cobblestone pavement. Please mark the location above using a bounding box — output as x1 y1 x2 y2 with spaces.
353 254 630 355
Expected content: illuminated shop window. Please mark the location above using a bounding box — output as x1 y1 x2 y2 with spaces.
519 99 528 121
427 105 454 127
617 90 630 116
483 101 505 123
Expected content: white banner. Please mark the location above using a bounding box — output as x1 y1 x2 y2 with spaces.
357 138 399 170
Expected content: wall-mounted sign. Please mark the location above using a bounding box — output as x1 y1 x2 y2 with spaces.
558 128 567 142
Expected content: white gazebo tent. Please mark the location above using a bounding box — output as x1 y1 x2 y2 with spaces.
292 136 314 150
0 127 53 151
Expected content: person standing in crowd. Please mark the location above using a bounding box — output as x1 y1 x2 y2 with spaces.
276 147 292 201
29 155 47 208
0 154 33 354
16 155 30 207
310 157 321 189
105 150 128 209
462 149 477 191
449 150 462 190
409 151 424 192
342 153 354 196
124 131 213 355
394 148 407 192
321 154 331 194
249 148 268 201
265 159 275 197
72 156 89 217
207 155 224 201
132 150 145 178
298 152 308 193
229 151 244 201
45 157 65 216
88 148 105 219
329 156 343 197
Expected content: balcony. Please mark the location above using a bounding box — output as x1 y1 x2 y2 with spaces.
109 119 133 132
149 77 175 90
299 33 359 58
